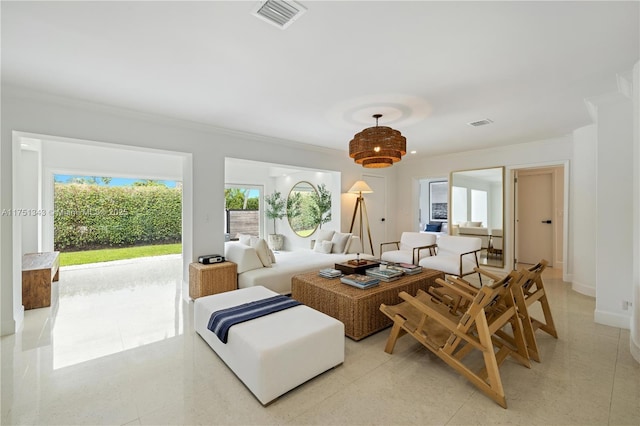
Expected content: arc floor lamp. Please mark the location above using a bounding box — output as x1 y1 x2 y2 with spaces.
348 180 374 255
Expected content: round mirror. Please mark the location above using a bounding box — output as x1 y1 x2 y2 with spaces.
287 181 318 237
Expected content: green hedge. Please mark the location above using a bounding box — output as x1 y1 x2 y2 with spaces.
54 184 182 251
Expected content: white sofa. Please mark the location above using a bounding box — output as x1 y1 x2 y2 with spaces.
224 233 373 294
455 221 490 248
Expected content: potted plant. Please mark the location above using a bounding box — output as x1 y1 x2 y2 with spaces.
265 191 286 250
310 183 332 229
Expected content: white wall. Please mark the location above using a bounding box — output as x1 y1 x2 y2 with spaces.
594 94 634 328
571 125 597 295
20 149 41 254
0 86 395 335
632 61 640 363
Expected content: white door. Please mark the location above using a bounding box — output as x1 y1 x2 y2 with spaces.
516 172 553 265
362 174 386 257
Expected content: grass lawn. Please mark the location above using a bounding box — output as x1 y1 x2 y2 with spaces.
60 243 182 267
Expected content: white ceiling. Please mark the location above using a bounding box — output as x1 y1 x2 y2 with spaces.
2 1 638 158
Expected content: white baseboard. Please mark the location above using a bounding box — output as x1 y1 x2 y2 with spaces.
594 309 631 329
1 319 16 336
572 280 596 297
1 305 23 336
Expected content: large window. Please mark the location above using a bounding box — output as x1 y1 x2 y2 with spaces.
452 186 488 227
224 185 262 239
471 189 488 226
452 186 468 225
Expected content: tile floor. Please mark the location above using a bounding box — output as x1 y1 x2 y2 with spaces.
1 256 639 425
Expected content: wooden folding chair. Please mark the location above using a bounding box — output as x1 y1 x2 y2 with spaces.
508 260 557 362
380 271 530 408
432 260 557 363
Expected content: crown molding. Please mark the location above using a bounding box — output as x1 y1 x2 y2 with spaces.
2 84 344 157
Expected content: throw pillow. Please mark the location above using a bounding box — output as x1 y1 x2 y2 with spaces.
316 229 335 243
314 240 333 254
331 232 352 254
251 238 272 267
425 223 442 232
268 247 276 263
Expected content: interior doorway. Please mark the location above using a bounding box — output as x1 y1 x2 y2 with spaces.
514 166 565 269
14 133 189 367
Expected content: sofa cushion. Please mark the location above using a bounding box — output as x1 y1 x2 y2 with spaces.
314 240 333 254
225 242 264 274
331 232 352 254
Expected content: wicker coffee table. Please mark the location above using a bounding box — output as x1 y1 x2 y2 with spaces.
291 269 444 340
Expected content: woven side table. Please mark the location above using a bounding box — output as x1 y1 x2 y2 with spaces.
291 269 443 340
189 261 237 299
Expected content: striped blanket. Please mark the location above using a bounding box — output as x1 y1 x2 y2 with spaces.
207 295 302 343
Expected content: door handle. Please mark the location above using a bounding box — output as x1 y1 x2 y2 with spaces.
541 220 552 224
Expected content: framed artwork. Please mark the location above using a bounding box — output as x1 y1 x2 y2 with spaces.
429 181 448 221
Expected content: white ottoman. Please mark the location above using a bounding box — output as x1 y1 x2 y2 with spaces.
194 286 345 405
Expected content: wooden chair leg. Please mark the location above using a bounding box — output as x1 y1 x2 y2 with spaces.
384 319 406 354
515 290 542 362
533 294 558 338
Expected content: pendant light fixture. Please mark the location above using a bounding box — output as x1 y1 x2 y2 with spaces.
348 114 406 168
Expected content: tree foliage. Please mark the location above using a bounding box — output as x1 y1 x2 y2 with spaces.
54 184 182 251
225 188 258 210
310 183 332 229
265 191 286 234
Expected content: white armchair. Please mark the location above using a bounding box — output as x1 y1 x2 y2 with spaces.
380 232 437 265
418 236 482 281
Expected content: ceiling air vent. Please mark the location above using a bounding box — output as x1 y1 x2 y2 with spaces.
252 0 307 30
467 118 494 127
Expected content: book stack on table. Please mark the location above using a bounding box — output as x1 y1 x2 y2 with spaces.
340 274 380 289
388 263 423 275
319 268 342 279
365 267 404 282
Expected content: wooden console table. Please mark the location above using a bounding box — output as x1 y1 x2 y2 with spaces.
22 252 60 310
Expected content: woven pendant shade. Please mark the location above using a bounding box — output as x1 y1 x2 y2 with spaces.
349 114 406 168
